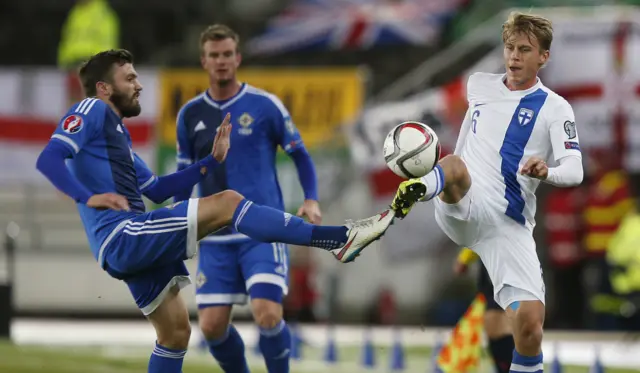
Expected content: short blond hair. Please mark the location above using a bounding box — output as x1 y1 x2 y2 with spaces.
200 24 240 52
502 11 553 51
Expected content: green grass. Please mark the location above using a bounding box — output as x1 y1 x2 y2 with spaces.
1 340 639 373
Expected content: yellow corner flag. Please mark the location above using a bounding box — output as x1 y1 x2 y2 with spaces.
437 293 487 373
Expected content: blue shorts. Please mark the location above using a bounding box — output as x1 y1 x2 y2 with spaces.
101 199 199 316
195 239 289 308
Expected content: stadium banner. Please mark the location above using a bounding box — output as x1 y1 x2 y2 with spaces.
156 67 367 209
0 68 157 184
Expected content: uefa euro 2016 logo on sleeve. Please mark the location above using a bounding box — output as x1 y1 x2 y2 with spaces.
62 115 83 134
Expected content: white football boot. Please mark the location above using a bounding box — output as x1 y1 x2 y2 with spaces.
332 208 396 263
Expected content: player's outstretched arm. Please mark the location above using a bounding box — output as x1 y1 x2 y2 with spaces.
140 155 219 204
36 141 129 211
139 114 232 204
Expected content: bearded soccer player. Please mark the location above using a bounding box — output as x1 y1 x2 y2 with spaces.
35 49 394 373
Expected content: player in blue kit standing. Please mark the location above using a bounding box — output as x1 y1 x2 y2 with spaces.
35 49 395 373
174 24 322 373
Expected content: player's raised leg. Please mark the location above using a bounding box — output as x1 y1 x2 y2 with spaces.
392 154 471 217
195 190 394 263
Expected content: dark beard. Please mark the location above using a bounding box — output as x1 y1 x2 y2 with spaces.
110 89 141 118
217 79 232 87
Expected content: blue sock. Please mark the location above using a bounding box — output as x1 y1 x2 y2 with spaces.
259 320 292 373
489 335 516 373
233 199 348 250
148 342 186 373
208 325 250 373
510 350 543 373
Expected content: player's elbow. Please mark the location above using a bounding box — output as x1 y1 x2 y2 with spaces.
564 162 584 187
145 193 166 205
35 150 47 174
143 188 169 205
570 167 584 186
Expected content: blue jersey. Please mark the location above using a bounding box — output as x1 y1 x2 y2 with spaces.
50 98 159 263
176 83 304 240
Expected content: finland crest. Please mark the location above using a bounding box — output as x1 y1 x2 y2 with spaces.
518 108 534 126
238 113 253 135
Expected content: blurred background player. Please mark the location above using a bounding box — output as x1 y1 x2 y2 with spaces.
174 24 321 373
35 49 394 373
391 11 584 373
455 247 515 373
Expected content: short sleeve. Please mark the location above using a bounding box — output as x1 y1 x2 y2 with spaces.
176 106 194 167
549 99 581 162
266 94 304 153
134 153 158 192
50 98 105 156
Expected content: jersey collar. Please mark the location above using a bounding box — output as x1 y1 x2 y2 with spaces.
203 83 248 110
499 74 543 96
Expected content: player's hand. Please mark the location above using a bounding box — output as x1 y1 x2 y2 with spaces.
521 156 548 180
86 193 130 211
297 199 322 224
391 178 427 219
212 113 232 163
453 261 469 276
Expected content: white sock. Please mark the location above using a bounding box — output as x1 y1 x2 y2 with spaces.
419 164 445 201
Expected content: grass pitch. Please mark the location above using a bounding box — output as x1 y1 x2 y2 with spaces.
2 340 640 373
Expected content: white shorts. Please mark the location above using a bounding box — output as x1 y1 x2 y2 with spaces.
434 183 546 310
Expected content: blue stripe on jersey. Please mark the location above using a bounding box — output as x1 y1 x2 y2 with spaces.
499 89 548 225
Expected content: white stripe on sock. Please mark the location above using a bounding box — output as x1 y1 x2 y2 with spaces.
152 347 186 359
510 363 544 373
233 200 253 231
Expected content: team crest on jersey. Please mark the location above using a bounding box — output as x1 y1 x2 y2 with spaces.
238 113 253 135
518 108 534 126
62 115 83 134
196 271 207 289
564 121 576 139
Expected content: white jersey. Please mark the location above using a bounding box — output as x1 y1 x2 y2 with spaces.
456 72 582 229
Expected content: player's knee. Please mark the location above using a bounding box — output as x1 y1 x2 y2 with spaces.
157 317 191 350
217 189 245 207
515 312 543 347
197 190 246 237
440 155 470 185
252 298 283 329
198 307 232 341
200 190 244 220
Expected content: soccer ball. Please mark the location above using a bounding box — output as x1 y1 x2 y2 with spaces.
383 121 441 179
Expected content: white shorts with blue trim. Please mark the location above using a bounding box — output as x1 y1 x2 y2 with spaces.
433 182 545 310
